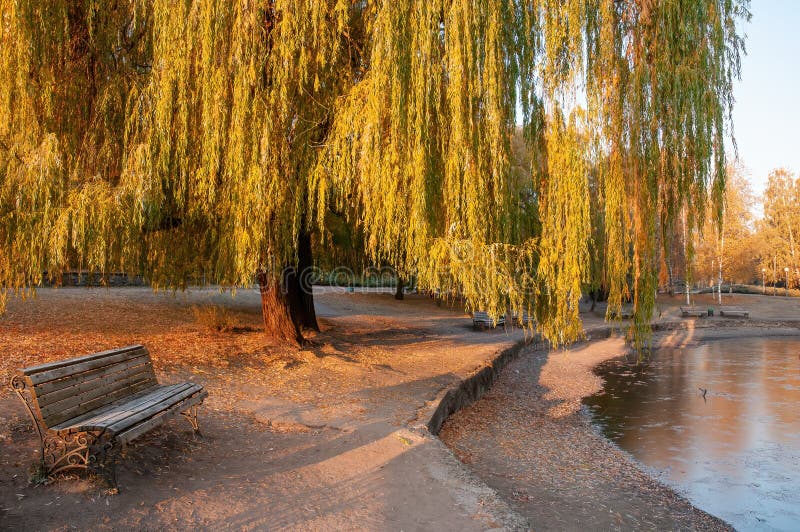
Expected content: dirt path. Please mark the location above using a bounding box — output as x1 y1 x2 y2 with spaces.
2 289 798 530
440 337 735 530
1 287 531 531
440 297 800 531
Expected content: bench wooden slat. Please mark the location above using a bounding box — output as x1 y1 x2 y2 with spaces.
52 383 192 432
23 345 158 427
47 389 144 432
105 385 205 435
62 383 195 433
49 385 169 432
35 356 154 404
116 390 207 445
44 380 160 428
26 346 148 385
21 345 145 375
69 385 197 437
38 367 157 421
33 353 153 398
101 384 200 434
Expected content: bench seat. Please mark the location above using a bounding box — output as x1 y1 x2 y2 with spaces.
508 312 534 326
51 383 207 443
472 311 505 329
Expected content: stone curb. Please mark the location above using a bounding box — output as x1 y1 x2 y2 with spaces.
412 317 800 530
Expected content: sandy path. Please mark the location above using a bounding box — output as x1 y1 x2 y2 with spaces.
440 297 800 531
1 287 530 531
2 288 798 530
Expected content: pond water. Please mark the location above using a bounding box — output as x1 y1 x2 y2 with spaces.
584 336 800 531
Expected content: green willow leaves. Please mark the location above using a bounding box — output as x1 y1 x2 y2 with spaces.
0 0 748 345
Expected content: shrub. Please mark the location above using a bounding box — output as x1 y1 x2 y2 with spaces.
192 305 236 332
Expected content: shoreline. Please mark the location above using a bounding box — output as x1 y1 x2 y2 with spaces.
2 288 799 529
438 323 800 530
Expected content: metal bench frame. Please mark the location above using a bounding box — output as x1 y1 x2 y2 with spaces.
10 345 206 487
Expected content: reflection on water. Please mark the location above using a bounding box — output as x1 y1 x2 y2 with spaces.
584 337 800 531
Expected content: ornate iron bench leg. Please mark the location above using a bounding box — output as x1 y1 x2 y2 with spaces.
181 405 201 434
11 377 118 486
42 431 103 477
33 431 121 491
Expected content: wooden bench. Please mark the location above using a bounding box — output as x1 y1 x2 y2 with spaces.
610 305 635 319
718 306 750 318
472 311 505 330
680 306 708 318
10 345 207 488
508 312 534 326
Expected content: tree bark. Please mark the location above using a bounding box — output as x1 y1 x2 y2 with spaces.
683 207 691 306
394 276 404 300
292 229 319 331
718 233 724 304
665 233 675 297
258 271 304 346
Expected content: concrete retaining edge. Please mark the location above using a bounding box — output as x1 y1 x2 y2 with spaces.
412 317 800 530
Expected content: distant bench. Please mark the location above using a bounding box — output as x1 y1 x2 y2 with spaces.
11 345 207 488
508 312 534 327
680 306 708 318
472 311 534 330
718 306 750 318
609 305 634 319
472 311 505 330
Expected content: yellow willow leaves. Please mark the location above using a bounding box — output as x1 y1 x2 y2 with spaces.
416 238 540 325
0 0 748 346
536 110 590 344
315 1 522 282
122 0 355 286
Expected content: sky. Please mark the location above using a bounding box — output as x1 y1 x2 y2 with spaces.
730 1 800 197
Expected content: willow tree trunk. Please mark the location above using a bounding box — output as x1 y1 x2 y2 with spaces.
258 271 304 346
683 207 691 306
394 276 404 300
665 234 675 297
717 233 724 305
256 229 318 345
291 229 319 331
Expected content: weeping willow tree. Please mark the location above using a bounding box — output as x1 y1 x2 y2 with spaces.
1 1 360 344
315 0 748 345
1 0 748 347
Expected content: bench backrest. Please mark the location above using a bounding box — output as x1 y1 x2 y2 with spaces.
18 345 158 428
